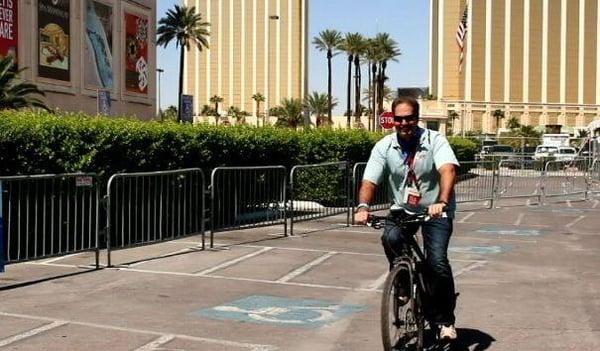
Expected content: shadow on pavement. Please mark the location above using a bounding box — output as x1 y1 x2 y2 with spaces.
451 328 496 350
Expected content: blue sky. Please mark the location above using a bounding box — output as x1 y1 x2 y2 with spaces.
157 0 430 114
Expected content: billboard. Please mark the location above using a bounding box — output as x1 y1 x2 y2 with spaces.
0 0 17 61
38 0 70 81
84 0 113 89
97 89 111 115
181 95 193 123
124 12 148 94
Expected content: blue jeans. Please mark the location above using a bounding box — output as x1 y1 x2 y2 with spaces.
381 217 456 325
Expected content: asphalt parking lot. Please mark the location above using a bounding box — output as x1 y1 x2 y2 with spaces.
1 197 600 350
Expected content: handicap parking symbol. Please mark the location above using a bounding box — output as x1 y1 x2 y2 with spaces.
194 295 367 328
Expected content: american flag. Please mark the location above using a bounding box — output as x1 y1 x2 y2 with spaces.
456 1 469 73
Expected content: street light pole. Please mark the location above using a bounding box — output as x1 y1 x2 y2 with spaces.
156 68 164 119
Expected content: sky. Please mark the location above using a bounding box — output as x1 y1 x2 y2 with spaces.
156 0 430 114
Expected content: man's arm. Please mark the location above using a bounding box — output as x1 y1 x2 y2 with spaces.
428 163 457 217
354 180 377 224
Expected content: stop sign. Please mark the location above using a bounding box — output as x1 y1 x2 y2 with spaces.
379 111 395 129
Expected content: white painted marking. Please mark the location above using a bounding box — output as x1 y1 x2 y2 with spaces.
0 312 276 351
194 247 274 275
454 261 487 278
367 270 390 291
276 252 337 282
592 200 599 209
134 335 175 351
565 215 586 228
458 212 475 223
0 321 68 347
42 253 82 264
514 213 525 226
127 248 194 267
238 245 385 257
566 200 573 208
459 220 549 228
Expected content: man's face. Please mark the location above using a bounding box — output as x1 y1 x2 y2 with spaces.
393 103 419 140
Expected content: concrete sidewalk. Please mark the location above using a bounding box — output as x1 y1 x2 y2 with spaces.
1 199 600 350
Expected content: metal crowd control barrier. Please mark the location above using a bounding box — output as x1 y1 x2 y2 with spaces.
455 161 496 208
106 168 205 266
0 173 100 267
497 158 544 205
210 166 287 247
289 162 350 236
351 162 390 223
589 159 600 194
543 159 589 203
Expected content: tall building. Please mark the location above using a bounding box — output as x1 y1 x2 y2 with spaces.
183 0 308 121
430 0 600 134
1 0 157 118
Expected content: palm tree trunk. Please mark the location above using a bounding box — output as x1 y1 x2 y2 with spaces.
214 102 219 125
178 47 185 123
346 54 352 129
372 63 377 131
354 55 361 123
327 50 333 125
256 103 259 126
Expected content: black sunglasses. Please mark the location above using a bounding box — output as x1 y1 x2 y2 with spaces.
393 114 419 123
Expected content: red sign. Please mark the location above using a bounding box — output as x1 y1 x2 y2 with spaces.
0 0 17 61
379 111 395 129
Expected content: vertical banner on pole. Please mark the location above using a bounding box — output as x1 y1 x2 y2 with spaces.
0 181 4 273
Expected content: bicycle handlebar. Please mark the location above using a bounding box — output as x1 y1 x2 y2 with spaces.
366 208 447 230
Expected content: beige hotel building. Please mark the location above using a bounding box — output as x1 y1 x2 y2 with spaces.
430 0 600 134
183 0 308 121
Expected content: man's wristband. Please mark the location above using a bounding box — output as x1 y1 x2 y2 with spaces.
355 203 370 212
437 200 448 206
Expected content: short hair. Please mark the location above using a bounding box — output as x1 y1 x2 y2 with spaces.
391 96 420 117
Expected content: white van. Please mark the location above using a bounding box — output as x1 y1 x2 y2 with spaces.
555 146 577 161
533 145 558 160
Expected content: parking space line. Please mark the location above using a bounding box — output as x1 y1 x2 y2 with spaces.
367 271 389 291
593 200 599 209
458 212 475 223
42 253 82 264
276 252 337 282
134 335 175 351
454 260 487 278
0 320 68 347
127 247 196 267
457 220 550 228
0 311 276 351
514 213 525 226
239 244 385 257
565 215 586 228
194 247 274 275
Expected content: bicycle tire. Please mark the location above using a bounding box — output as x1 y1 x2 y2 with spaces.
381 262 422 351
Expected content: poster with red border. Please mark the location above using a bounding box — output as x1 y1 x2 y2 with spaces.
0 0 18 62
124 12 148 94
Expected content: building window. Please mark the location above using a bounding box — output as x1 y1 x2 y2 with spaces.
426 121 439 131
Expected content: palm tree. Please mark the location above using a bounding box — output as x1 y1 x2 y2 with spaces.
157 5 210 122
274 98 303 130
493 109 505 136
363 38 378 130
209 95 223 125
312 29 342 125
372 33 401 127
252 93 265 126
0 56 50 111
339 33 364 128
305 91 337 127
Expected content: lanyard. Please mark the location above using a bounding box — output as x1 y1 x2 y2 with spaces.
404 150 419 189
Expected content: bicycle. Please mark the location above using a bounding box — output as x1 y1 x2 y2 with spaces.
367 208 446 351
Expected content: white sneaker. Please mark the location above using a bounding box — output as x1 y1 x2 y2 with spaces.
439 324 457 341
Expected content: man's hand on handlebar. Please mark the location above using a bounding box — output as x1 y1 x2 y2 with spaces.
354 208 369 225
428 202 447 218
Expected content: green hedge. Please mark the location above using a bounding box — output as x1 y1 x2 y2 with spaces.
0 110 477 176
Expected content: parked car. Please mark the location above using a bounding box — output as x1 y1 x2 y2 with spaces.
504 154 535 169
480 144 514 159
533 145 558 160
555 146 577 161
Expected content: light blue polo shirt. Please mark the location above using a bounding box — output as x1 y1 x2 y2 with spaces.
363 128 460 217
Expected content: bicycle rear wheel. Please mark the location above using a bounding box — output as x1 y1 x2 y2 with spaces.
381 263 423 351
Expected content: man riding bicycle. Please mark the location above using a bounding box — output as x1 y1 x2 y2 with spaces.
354 96 459 341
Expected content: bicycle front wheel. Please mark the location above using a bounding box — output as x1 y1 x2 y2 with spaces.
381 263 422 351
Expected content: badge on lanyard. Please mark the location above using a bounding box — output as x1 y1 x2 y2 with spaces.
402 152 421 206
